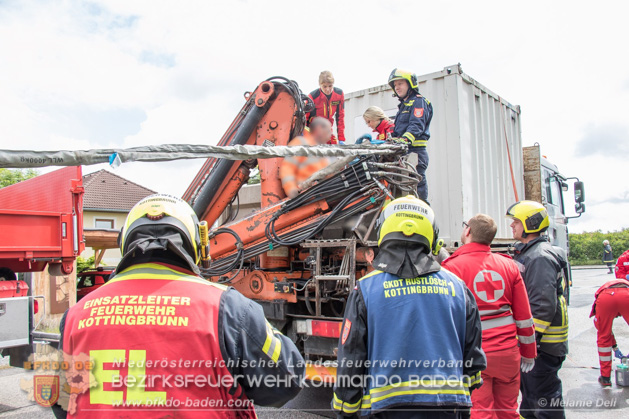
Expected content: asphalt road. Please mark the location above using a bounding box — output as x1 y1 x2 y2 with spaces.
2 267 628 418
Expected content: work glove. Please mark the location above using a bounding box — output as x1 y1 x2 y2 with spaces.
356 134 372 144
614 346 624 359
389 136 411 145
521 357 535 373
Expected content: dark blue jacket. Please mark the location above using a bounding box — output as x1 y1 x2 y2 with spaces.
392 93 433 147
332 268 485 415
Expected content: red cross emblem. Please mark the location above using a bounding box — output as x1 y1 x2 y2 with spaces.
473 270 505 303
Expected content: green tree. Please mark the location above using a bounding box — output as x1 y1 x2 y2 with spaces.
569 229 629 265
76 256 95 273
0 168 39 188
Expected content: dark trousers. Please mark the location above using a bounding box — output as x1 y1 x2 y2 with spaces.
409 146 429 202
370 406 470 419
605 261 614 273
520 352 565 419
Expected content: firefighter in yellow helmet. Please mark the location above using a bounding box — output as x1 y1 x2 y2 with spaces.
57 194 304 418
333 196 485 418
507 200 568 419
388 69 433 202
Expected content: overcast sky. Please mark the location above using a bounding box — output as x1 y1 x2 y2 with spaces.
1 0 627 233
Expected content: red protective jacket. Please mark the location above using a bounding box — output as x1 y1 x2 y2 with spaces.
59 262 303 418
307 87 345 143
373 119 394 141
616 249 629 279
442 243 537 360
590 278 629 317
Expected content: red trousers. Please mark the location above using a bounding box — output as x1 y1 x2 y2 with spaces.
594 288 629 377
471 345 520 419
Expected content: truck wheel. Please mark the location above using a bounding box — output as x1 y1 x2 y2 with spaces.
0 268 16 281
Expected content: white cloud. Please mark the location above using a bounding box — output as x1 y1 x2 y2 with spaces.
0 0 627 233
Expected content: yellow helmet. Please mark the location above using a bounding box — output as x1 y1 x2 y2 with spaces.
377 195 439 253
120 194 201 266
506 200 549 234
388 68 419 91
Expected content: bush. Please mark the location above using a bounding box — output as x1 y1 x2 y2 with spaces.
569 229 629 266
76 256 95 273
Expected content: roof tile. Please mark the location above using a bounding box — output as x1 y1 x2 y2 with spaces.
83 169 156 211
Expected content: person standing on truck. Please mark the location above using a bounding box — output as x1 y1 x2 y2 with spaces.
506 200 568 419
589 272 629 387
603 240 614 274
442 214 537 419
333 195 486 418
388 68 433 202
280 117 332 199
361 106 394 143
55 194 304 418
307 70 345 144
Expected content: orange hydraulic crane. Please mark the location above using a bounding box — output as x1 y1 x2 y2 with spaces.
183 77 418 369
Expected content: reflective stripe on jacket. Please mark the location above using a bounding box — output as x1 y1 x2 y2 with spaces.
616 249 629 279
392 93 433 147
60 262 304 418
332 268 486 415
514 236 569 357
442 243 536 360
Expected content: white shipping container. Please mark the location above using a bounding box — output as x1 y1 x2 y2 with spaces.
344 64 524 246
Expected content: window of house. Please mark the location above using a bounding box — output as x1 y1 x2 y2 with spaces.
95 218 114 229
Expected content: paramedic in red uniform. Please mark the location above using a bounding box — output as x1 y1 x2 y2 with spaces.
307 70 345 144
54 194 304 418
591 249 629 387
443 214 537 419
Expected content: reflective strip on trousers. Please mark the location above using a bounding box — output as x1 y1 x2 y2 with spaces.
599 356 612 361
481 315 515 331
479 305 511 317
598 346 613 353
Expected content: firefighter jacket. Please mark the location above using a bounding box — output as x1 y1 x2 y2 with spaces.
333 267 486 416
307 87 345 143
442 243 537 360
590 278 629 317
392 93 433 147
372 119 394 141
58 263 304 418
603 244 614 262
279 134 331 198
616 249 629 279
513 236 569 357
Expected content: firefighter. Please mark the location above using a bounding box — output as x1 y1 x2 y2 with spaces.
307 70 345 144
616 248 629 279
56 194 304 418
442 214 537 419
280 117 332 199
388 68 434 201
603 240 614 274
590 273 629 387
333 195 486 418
506 201 568 419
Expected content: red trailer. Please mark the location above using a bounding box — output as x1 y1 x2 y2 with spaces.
0 167 84 362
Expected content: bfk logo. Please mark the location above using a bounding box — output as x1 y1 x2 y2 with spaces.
34 375 60 407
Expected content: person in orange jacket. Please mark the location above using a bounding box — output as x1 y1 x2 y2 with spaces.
443 214 536 419
279 117 332 199
307 71 345 144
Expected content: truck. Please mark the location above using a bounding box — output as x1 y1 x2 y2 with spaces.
182 67 584 381
0 166 84 367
